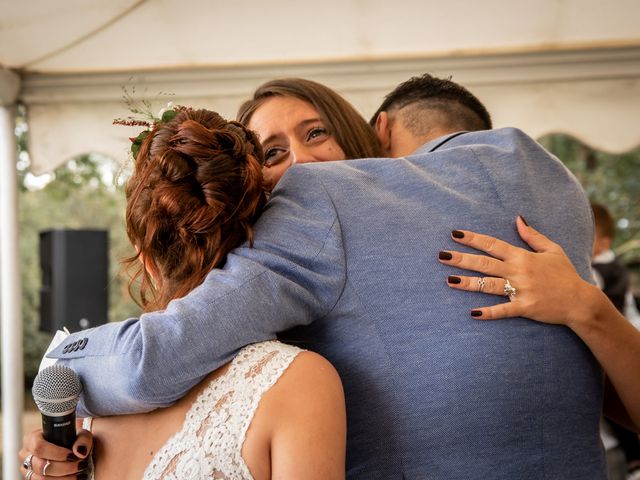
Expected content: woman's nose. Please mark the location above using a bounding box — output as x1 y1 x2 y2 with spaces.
290 144 316 165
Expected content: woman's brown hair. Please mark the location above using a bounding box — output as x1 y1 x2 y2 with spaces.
236 78 382 160
124 108 266 311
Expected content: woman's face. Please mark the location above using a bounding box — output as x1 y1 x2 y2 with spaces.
247 96 345 189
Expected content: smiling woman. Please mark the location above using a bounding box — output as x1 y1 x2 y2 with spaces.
237 78 382 189
245 96 346 187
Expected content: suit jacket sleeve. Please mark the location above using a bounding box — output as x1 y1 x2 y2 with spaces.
46 166 346 417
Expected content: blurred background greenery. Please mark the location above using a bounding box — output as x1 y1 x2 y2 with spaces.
539 133 640 275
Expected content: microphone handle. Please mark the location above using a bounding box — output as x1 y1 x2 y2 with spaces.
42 411 77 449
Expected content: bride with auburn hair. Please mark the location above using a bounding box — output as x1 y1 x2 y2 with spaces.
21 107 346 480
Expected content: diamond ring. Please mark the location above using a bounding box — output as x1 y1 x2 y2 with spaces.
503 280 517 300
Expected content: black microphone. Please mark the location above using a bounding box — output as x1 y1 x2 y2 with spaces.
32 364 82 449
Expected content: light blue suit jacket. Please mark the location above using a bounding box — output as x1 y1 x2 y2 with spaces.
49 128 605 479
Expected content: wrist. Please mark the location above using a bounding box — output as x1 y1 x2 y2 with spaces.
565 281 607 330
566 281 617 335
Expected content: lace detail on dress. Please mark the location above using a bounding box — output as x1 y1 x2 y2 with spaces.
142 341 302 480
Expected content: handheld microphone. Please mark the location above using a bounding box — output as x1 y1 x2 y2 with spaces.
32 364 82 449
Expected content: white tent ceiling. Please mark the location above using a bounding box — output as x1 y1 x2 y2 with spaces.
3 0 639 71
1 0 640 173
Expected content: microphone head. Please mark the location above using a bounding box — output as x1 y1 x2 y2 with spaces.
32 364 82 416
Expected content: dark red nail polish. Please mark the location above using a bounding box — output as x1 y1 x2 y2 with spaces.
77 445 87 456
471 310 483 317
439 251 452 260
447 276 461 284
68 453 78 461
452 230 464 239
519 215 529 226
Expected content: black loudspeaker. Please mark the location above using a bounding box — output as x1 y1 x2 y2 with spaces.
39 229 109 333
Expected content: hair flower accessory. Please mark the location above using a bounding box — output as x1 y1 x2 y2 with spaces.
113 85 186 159
158 102 176 122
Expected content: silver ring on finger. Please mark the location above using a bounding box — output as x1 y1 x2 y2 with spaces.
43 460 52 476
22 453 34 471
503 279 517 300
477 277 486 293
26 470 34 480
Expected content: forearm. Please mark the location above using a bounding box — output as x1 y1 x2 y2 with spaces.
51 318 237 417
568 283 640 431
52 270 305 417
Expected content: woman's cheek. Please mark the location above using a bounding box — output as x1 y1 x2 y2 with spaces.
263 164 287 190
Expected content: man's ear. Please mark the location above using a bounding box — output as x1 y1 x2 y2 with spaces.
375 111 392 153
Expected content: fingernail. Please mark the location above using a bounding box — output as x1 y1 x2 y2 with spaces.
519 215 529 226
77 445 87 456
79 460 89 470
68 453 78 461
439 251 452 260
77 474 88 480
447 275 461 284
452 230 464 239
471 310 483 317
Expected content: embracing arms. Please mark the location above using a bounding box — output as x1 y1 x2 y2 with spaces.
45 167 346 417
439 216 640 431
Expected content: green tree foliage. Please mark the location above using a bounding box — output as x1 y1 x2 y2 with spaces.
539 134 640 299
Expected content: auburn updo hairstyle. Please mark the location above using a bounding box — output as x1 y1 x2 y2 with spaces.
123 108 267 312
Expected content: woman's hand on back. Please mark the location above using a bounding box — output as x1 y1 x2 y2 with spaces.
438 215 603 327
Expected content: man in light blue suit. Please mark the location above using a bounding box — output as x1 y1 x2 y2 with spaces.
48 75 606 478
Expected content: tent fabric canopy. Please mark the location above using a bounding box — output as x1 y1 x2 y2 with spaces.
2 0 639 72
2 0 640 174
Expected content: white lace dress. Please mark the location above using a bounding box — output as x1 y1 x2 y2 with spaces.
84 341 302 480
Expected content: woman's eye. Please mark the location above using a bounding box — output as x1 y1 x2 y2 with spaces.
264 147 286 166
307 127 328 141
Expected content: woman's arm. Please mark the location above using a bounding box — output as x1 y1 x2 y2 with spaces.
438 216 640 432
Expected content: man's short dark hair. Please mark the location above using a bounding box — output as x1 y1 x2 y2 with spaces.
370 74 492 133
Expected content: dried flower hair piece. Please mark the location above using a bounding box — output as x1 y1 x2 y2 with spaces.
113 84 193 159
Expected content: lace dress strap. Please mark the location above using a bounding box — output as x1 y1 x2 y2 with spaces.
143 341 302 479
82 416 93 432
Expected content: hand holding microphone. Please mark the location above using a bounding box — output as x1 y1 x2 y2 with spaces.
20 364 90 478
32 364 82 448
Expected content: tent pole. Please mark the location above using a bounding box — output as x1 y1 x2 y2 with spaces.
0 68 23 480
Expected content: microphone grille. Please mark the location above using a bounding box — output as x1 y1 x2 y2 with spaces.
32 364 82 416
